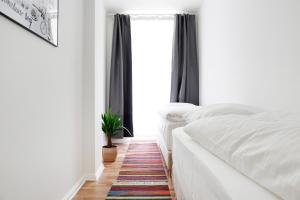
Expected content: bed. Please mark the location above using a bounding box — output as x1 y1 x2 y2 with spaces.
172 127 281 200
173 112 300 200
157 103 263 172
157 117 187 171
157 103 198 171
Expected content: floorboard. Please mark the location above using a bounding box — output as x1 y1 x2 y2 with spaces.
73 139 175 200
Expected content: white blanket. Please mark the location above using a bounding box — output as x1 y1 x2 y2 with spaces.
184 112 300 200
158 103 263 122
173 128 280 200
185 103 264 122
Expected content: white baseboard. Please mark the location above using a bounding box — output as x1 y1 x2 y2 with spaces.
84 164 104 181
62 176 85 200
62 164 105 200
84 173 97 181
95 164 105 180
112 137 131 143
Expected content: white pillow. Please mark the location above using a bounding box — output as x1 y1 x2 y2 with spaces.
185 103 263 122
167 102 194 107
158 103 199 122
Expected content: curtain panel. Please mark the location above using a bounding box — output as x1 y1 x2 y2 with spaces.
170 14 199 105
109 14 133 137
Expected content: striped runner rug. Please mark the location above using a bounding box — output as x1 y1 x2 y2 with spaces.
106 141 174 200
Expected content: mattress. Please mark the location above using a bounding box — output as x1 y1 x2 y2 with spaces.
158 116 187 151
157 117 187 170
185 113 300 200
157 130 172 171
172 127 281 200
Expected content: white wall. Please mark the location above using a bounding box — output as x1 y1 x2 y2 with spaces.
200 0 300 111
94 0 107 173
82 0 97 180
83 0 106 180
0 0 84 199
0 0 107 199
105 15 114 109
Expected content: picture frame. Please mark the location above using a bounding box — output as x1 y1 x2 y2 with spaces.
0 0 59 47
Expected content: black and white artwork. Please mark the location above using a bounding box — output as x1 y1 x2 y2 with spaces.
0 0 58 46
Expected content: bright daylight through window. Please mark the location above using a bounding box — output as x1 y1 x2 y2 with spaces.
131 16 174 137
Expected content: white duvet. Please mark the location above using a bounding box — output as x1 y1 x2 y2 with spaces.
158 103 263 122
184 112 300 200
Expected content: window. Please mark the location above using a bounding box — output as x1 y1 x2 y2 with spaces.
131 16 174 137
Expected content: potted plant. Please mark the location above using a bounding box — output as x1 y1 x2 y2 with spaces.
101 108 131 162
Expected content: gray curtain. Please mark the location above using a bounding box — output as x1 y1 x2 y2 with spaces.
109 14 133 137
170 14 199 105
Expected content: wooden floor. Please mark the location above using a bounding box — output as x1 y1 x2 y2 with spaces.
73 140 175 200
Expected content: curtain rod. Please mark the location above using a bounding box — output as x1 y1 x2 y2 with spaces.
106 13 198 16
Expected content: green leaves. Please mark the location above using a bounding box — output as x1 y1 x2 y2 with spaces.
101 108 122 137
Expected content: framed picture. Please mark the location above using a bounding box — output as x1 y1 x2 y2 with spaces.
0 0 58 47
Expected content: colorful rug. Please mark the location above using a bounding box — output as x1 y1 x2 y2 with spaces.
106 141 174 200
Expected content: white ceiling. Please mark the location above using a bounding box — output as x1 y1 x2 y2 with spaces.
103 0 202 14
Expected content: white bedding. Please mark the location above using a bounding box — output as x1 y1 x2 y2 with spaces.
157 103 264 169
157 114 188 169
185 103 263 122
158 103 198 122
158 103 263 123
172 128 280 200
185 112 300 200
158 117 186 150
